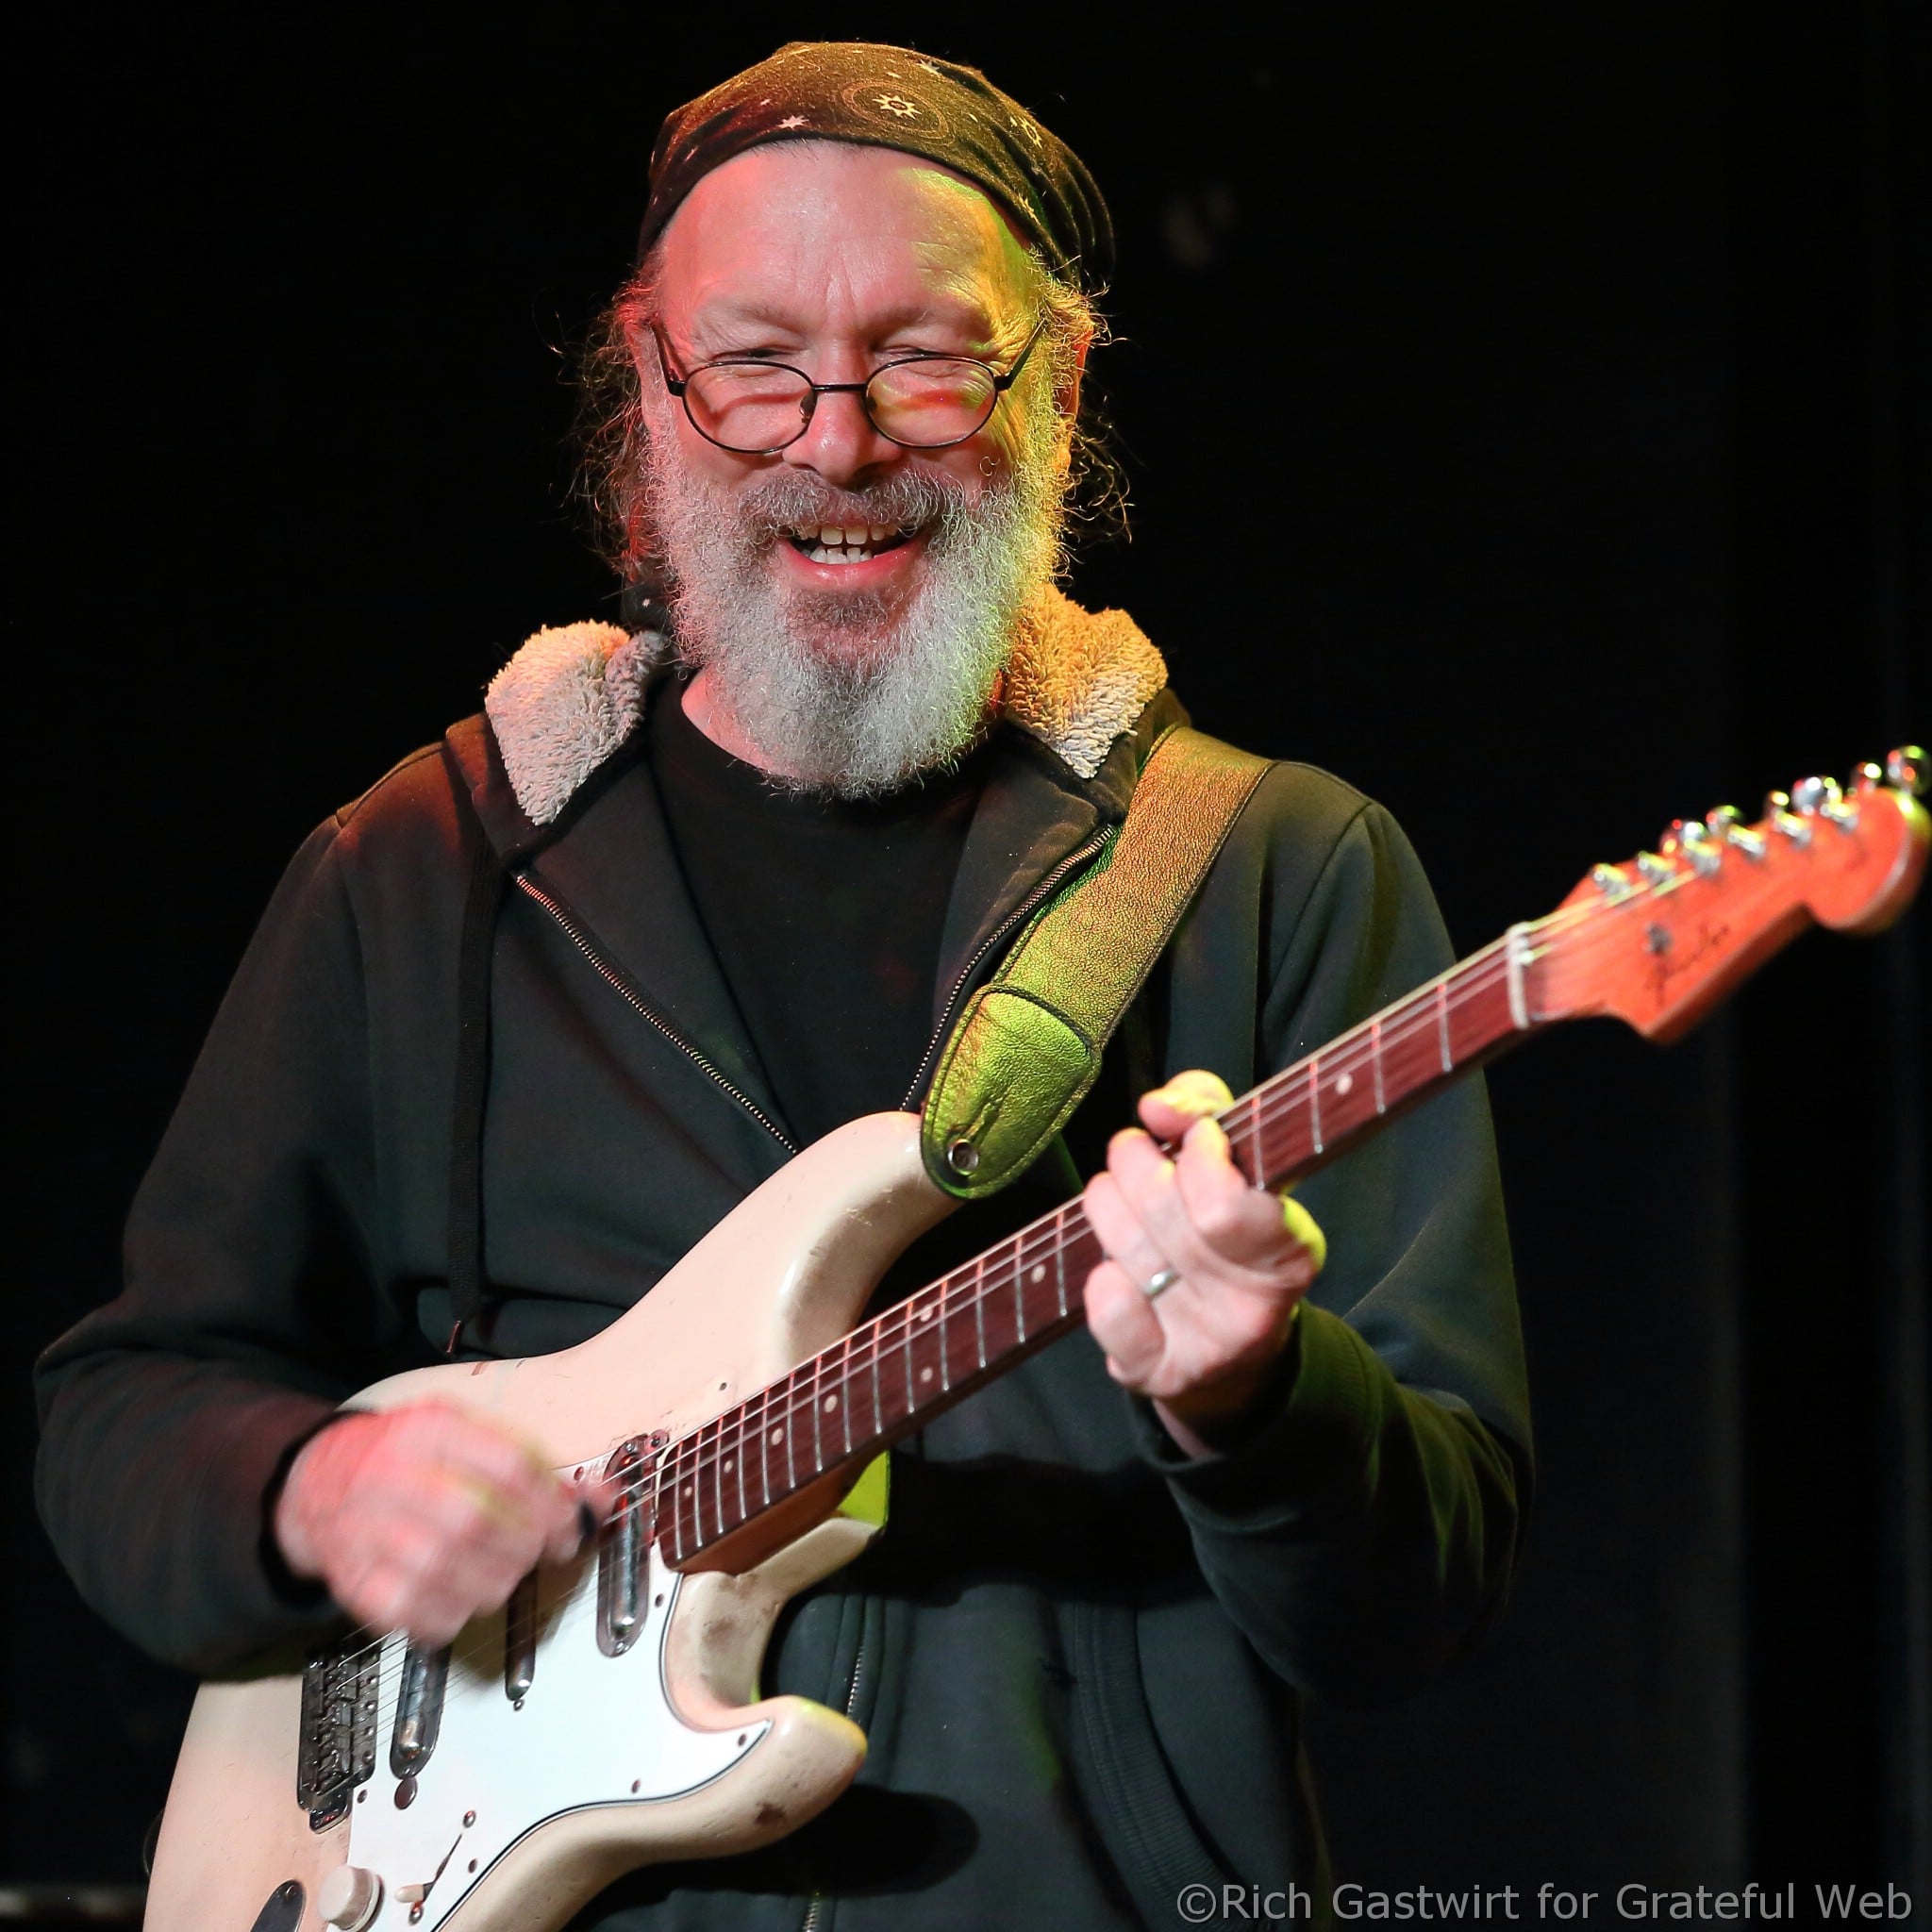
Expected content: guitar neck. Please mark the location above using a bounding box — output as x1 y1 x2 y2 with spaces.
654 751 1930 1566
654 926 1539 1568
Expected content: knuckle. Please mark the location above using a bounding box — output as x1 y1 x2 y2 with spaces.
1190 1190 1250 1249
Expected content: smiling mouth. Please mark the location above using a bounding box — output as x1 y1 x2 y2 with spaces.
785 522 917 566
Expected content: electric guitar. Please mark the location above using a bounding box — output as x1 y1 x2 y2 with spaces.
144 752 1927 1932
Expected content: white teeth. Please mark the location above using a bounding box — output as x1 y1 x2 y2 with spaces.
788 521 911 559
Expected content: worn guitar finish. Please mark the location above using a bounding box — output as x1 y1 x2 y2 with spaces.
144 755 1926 1931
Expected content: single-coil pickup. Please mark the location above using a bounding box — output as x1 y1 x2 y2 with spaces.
390 1640 451 1779
598 1438 650 1657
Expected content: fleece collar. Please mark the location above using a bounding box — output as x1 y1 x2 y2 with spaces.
482 586 1169 828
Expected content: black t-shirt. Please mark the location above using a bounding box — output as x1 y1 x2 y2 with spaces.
648 681 988 1149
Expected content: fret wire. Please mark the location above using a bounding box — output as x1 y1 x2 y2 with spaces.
1014 1249 1028 1344
783 1369 797 1493
1308 1057 1323 1157
903 1298 916 1421
840 1330 855 1457
757 1383 771 1513
871 1319 883 1436
1372 1015 1385 1113
974 1254 988 1371
709 1416 724 1543
1436 980 1452 1073
810 1347 824 1477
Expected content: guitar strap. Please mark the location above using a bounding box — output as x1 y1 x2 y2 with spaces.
920 724 1272 1201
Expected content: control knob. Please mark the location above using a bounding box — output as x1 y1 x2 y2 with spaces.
316 1864 383 1931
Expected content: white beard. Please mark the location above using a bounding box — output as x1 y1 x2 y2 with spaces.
641 390 1066 797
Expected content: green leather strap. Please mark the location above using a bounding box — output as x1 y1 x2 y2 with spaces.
921 725 1272 1200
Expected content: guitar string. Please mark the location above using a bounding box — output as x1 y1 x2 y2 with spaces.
630 843 1784 1534
326 846 1766 1712
632 901 1591 1491
617 885 1647 1532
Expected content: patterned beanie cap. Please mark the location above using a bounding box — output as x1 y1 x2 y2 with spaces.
638 42 1114 293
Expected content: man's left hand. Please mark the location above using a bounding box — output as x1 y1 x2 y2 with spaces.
1083 1070 1326 1457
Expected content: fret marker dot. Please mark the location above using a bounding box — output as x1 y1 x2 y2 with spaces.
920 1367 934 1382
1031 1266 1045 1284
723 1457 733 1473
684 1483 694 1496
824 1394 839 1412
769 1427 784 1444
1335 1073 1354 1096
918 1306 934 1322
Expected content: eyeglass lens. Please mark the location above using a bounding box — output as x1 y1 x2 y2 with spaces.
683 359 1003 452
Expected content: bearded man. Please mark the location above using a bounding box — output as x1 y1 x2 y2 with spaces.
35 42 1529 1932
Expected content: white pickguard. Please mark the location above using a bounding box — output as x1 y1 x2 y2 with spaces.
340 1546 761 1928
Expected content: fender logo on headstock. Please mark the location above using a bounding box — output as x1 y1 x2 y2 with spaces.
1648 916 1734 1005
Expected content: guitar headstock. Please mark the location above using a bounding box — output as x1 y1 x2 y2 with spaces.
1530 747 1927 1043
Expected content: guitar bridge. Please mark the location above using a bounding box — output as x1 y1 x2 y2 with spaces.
296 1637 379 1829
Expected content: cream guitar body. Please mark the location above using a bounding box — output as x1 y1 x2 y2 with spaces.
144 1112 954 1932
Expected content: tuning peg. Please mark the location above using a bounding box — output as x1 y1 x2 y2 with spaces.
1662 818 1721 875
1886 745 1925 796
1851 761 1885 793
1764 790 1811 845
1636 850 1676 886
1790 775 1840 814
1706 805 1766 859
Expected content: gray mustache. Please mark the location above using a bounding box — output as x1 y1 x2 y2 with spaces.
736 468 973 540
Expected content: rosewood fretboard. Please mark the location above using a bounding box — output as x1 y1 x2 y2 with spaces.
651 924 1536 1567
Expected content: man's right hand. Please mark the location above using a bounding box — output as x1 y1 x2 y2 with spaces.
274 1403 602 1645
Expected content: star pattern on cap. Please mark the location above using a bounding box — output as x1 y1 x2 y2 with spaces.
874 92 921 118
778 114 808 128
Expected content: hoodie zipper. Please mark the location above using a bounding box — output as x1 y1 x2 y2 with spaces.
512 870 798 1155
798 1625 876 1932
897 824 1116 1111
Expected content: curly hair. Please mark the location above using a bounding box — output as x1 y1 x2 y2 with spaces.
573 242 1127 593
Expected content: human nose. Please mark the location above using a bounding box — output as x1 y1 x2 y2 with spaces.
780 380 903 488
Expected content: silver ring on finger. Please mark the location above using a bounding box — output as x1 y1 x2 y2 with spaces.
1142 1267 1182 1301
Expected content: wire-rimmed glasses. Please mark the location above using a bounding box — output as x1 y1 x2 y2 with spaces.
650 316 1048 455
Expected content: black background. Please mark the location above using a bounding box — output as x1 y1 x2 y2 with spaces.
9 1 1926 1910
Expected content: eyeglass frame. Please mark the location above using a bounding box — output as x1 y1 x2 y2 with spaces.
647 314 1050 456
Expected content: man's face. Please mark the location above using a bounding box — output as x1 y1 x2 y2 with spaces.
639 142 1076 793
